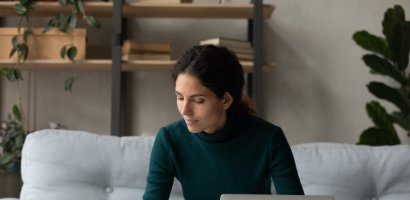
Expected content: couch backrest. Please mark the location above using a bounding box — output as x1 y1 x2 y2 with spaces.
291 143 410 200
20 129 183 200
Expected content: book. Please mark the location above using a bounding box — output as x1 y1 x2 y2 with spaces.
122 40 171 55
199 37 252 49
236 52 253 61
122 53 171 61
129 0 192 4
227 46 253 54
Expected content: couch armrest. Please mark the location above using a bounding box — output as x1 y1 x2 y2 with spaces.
292 143 410 200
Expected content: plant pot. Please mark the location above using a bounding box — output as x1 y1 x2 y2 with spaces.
0 171 22 198
0 28 87 60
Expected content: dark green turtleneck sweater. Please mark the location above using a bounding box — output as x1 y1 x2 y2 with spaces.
143 114 304 200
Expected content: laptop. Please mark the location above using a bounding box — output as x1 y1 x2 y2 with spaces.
220 194 335 200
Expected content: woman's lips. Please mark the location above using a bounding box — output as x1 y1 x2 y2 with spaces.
185 119 197 125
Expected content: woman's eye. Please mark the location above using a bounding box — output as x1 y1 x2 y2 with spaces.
176 97 184 101
194 99 205 104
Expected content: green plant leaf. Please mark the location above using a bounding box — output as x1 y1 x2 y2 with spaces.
12 105 22 122
391 22 410 70
362 54 406 84
365 101 396 132
44 17 57 33
9 36 18 58
1 67 23 82
49 12 70 33
20 0 31 6
9 47 17 58
59 0 68 7
14 135 25 150
367 82 410 114
390 111 410 132
68 14 78 29
64 76 78 92
0 153 15 169
11 35 18 48
43 25 53 33
85 16 101 28
359 101 401 145
60 45 68 59
357 127 400 146
58 16 69 32
67 46 77 61
353 30 392 60
67 0 75 5
74 0 85 14
14 3 27 16
23 29 31 43
17 44 29 63
382 5 405 50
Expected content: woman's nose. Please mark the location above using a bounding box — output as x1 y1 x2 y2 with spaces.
181 102 192 116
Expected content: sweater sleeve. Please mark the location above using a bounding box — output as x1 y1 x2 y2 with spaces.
143 128 175 200
269 127 305 195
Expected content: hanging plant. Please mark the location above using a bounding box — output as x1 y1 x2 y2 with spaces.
0 2 31 171
44 0 101 92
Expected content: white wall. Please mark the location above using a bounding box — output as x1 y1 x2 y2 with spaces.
1 0 410 145
264 0 410 145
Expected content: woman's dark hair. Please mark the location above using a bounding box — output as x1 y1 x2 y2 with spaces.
172 45 255 116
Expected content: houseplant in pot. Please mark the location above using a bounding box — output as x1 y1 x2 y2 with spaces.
0 104 25 197
11 0 101 91
353 5 410 145
0 105 26 172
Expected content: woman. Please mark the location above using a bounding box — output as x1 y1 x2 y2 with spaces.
143 45 304 200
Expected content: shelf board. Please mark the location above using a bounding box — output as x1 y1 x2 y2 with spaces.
0 2 274 18
0 59 272 73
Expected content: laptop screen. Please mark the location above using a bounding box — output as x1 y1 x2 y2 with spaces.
220 194 335 200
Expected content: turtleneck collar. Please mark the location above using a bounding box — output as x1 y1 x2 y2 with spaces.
194 111 237 143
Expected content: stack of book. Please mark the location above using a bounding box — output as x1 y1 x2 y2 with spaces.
128 0 192 4
122 40 172 61
199 37 253 61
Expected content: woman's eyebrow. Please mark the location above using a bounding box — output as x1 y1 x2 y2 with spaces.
175 91 205 97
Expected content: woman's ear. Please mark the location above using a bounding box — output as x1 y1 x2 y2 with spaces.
222 92 233 110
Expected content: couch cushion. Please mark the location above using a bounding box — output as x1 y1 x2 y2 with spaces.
292 143 410 200
20 129 183 200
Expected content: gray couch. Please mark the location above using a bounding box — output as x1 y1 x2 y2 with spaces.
2 129 410 200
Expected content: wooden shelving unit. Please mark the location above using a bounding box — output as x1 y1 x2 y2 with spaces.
0 1 274 73
0 59 272 73
0 2 274 18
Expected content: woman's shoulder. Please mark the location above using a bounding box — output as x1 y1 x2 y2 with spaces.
246 115 281 129
241 116 291 151
156 119 190 141
242 115 285 137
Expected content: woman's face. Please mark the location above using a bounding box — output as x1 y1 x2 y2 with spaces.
175 73 231 134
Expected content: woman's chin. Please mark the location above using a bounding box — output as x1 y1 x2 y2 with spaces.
187 126 203 133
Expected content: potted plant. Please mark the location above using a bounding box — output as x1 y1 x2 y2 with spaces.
0 105 26 172
353 5 410 146
10 0 101 91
